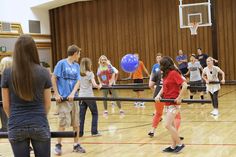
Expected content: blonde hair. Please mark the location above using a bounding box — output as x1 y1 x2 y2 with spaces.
207 56 214 61
98 55 108 65
80 58 92 76
0 57 13 75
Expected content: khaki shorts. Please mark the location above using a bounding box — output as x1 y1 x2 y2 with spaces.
56 101 79 128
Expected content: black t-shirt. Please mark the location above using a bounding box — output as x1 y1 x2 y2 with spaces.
151 71 162 98
1 65 52 129
197 53 208 68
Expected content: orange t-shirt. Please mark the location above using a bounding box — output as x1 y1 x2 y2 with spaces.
132 61 145 79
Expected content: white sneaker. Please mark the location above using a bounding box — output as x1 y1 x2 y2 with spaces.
119 110 125 115
103 111 108 117
211 109 219 116
139 102 145 108
119 110 125 118
134 102 139 108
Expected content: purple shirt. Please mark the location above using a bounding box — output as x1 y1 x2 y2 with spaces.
176 55 188 69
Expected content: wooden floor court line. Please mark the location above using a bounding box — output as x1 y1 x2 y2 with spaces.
219 89 236 97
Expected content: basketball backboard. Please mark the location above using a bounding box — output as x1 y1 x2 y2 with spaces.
179 0 212 29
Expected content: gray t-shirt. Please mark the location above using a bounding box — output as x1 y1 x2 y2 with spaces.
188 61 202 81
1 65 52 130
79 71 95 97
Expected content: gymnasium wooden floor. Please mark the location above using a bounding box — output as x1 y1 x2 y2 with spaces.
0 85 236 157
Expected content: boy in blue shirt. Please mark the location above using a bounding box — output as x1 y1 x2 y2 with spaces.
52 45 85 155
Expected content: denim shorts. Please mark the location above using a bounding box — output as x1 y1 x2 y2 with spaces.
8 126 50 143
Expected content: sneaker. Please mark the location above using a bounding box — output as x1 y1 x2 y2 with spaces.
119 110 125 115
73 144 86 153
134 102 139 108
179 136 184 140
54 143 62 156
173 144 185 153
162 146 175 152
211 109 219 116
148 132 154 138
92 132 102 137
139 102 145 108
103 111 108 117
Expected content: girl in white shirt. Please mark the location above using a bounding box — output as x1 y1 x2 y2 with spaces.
202 57 225 116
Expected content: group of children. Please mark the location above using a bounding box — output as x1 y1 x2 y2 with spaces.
147 50 225 153
175 48 225 115
52 46 132 155
0 37 226 155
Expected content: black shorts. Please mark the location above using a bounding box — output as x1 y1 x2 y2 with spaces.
189 80 206 93
133 79 144 92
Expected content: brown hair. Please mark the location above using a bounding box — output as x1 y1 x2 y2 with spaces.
12 34 40 101
67 44 81 56
160 56 181 78
156 53 162 57
80 58 92 76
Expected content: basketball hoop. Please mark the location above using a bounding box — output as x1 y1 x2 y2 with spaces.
179 0 212 33
189 22 199 35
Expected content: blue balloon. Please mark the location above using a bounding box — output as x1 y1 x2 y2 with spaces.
120 54 139 73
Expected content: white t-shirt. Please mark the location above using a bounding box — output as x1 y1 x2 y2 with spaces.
203 66 221 94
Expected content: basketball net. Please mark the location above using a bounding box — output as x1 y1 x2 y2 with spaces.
189 23 199 35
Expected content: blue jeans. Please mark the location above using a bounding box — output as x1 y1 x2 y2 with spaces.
8 126 51 157
79 100 98 135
